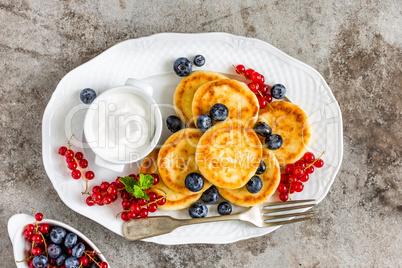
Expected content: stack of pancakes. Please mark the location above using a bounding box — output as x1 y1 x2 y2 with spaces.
139 71 311 210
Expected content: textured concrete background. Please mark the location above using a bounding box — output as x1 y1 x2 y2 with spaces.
1 0 401 267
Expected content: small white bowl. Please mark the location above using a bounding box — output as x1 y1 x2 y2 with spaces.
8 213 109 268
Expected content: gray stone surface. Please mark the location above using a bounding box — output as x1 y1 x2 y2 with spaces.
1 0 401 267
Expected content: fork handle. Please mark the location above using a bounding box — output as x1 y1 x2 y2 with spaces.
123 214 242 241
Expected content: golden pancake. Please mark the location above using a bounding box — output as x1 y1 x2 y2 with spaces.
139 149 202 211
174 71 228 126
158 128 212 195
192 79 259 127
218 148 281 207
196 120 262 189
258 101 311 166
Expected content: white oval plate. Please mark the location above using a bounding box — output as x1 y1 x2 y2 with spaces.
42 33 343 245
8 213 109 267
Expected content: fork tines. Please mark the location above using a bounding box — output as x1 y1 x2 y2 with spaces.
261 199 318 227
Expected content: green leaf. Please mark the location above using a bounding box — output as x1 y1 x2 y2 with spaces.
119 176 136 194
137 174 154 189
133 185 150 200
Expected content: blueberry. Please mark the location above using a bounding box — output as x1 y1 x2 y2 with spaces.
56 254 67 266
173 57 192 77
217 202 232 215
209 103 228 121
47 243 62 259
265 134 283 150
271 84 286 99
196 114 212 132
90 263 98 268
64 233 78 249
201 186 219 204
32 255 48 268
253 122 272 138
193 54 206 67
256 160 266 175
185 172 204 192
189 202 208 218
49 226 67 244
65 257 80 268
166 115 184 133
246 176 263 194
72 242 85 258
79 88 97 104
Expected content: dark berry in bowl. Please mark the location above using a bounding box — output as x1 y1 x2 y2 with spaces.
185 172 204 192
56 254 68 266
72 242 85 258
201 186 219 204
196 114 212 132
64 233 78 249
193 54 206 67
166 115 184 133
271 84 286 99
32 255 48 268
189 202 208 218
217 202 232 215
79 88 97 104
253 122 272 138
265 134 283 150
49 226 67 244
256 160 266 175
246 176 263 194
65 256 80 268
173 57 192 77
47 243 62 259
210 103 228 121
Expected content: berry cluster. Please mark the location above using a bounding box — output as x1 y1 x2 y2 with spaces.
58 138 94 194
234 65 287 109
173 54 206 77
85 174 166 221
19 209 107 268
277 152 324 202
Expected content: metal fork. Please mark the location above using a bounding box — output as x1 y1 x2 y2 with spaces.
123 200 317 241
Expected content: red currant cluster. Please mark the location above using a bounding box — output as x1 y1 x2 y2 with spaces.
277 152 324 202
235 64 272 109
20 209 108 268
85 174 167 221
59 144 94 194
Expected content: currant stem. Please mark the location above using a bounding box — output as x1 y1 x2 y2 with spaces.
304 151 325 170
39 232 49 259
84 250 101 267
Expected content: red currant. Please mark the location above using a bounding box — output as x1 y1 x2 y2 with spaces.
139 208 149 218
305 165 314 174
137 198 148 206
92 185 101 193
299 173 309 182
58 146 67 156
277 183 288 194
292 167 305 178
67 161 78 170
235 64 245 74
288 175 298 184
127 211 137 219
100 182 110 191
32 247 41 256
66 157 75 163
279 193 289 202
148 203 158 213
24 229 33 239
265 94 273 103
251 72 264 84
79 159 88 168
65 150 74 159
151 174 159 185
122 200 131 210
100 262 108 268
86 196 95 206
303 152 315 163
39 224 49 233
130 203 141 214
115 177 124 188
289 186 295 194
85 171 95 180
102 195 113 205
121 212 129 221
148 192 157 201
294 160 306 168
314 159 324 168
75 152 84 160
244 69 255 78
285 164 295 174
280 174 289 184
121 191 130 199
26 224 35 232
79 256 89 266
71 169 81 180
107 185 117 196
35 213 44 222
248 82 260 93
294 181 304 192
32 234 41 242
28 260 34 268
156 196 166 206
259 84 268 95
257 96 267 109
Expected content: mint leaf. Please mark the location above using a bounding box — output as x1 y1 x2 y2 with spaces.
133 185 150 200
119 176 136 193
137 174 154 189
